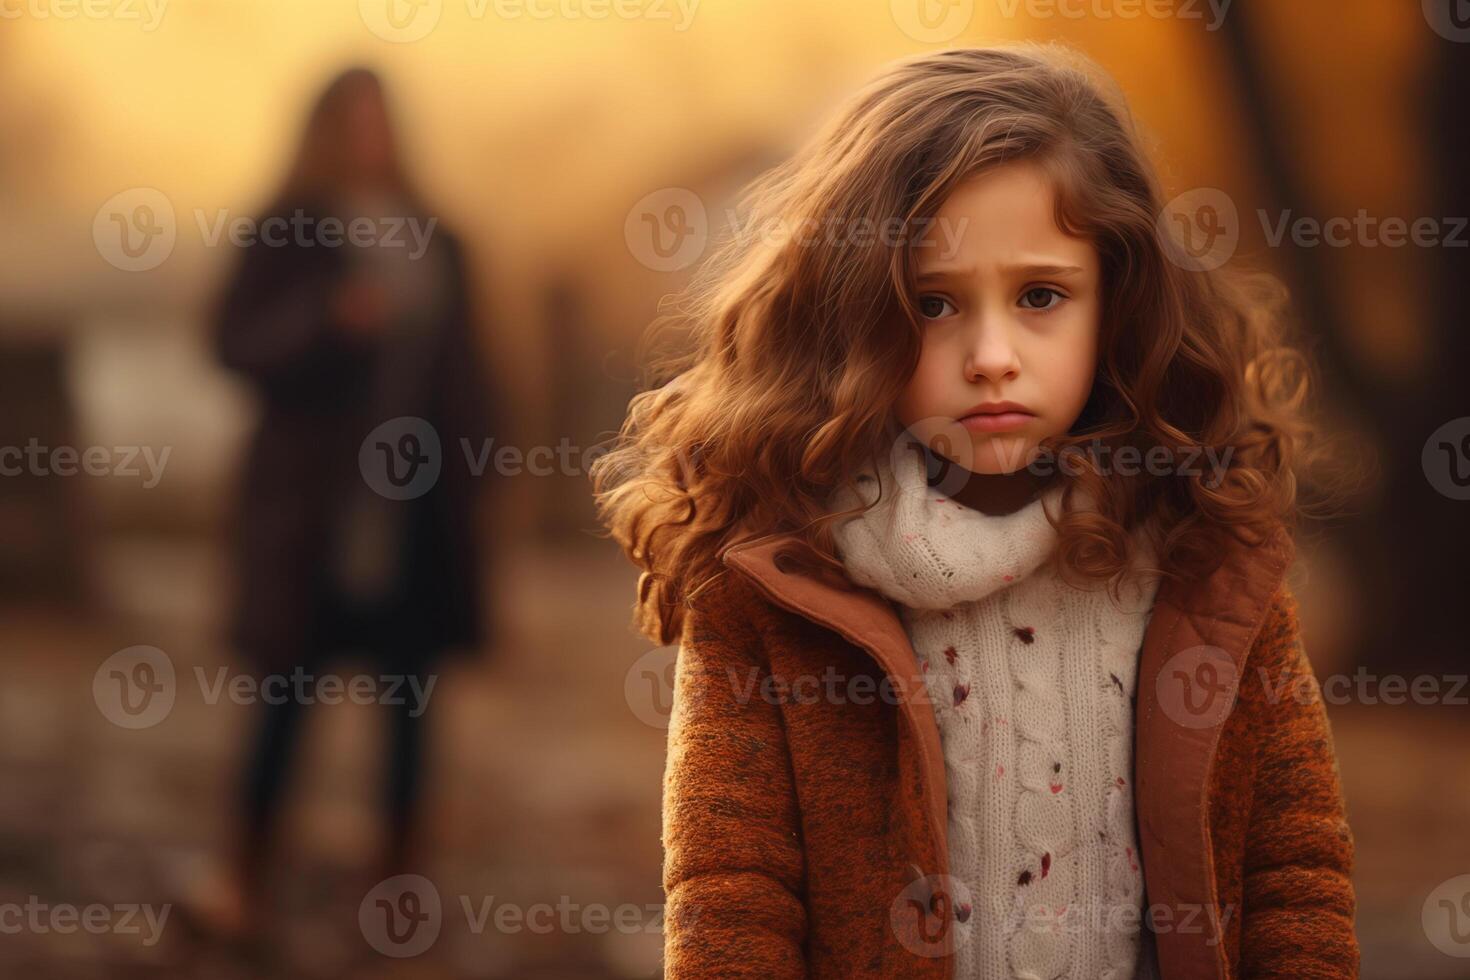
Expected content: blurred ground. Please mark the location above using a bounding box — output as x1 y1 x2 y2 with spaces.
0 533 1464 977
0 538 668 979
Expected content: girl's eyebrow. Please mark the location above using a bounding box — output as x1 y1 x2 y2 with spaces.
916 262 1085 281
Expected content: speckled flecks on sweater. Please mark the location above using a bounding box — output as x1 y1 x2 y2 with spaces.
830 430 1161 980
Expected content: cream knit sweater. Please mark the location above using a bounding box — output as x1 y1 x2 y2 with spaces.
829 430 1161 980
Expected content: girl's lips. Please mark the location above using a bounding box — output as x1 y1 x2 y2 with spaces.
959 411 1034 433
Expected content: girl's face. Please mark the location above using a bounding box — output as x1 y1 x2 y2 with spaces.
896 160 1101 476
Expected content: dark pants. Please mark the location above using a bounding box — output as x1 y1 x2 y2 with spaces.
238 586 439 880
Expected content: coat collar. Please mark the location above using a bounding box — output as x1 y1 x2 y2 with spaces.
720 523 1294 980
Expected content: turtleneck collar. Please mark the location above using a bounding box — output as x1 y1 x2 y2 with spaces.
827 427 1067 611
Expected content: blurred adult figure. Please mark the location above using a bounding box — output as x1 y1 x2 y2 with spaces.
192 66 496 938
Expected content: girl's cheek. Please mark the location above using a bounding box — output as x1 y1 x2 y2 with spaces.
1053 318 1102 420
896 348 947 424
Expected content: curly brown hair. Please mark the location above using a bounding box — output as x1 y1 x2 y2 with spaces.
592 41 1350 646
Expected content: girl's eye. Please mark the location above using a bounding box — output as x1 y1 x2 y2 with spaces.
1019 286 1065 311
918 295 956 320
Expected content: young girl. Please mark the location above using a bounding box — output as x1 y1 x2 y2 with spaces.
593 43 1357 979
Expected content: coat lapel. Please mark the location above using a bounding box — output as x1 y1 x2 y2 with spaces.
720 524 1294 980
1132 523 1294 979
720 537 950 884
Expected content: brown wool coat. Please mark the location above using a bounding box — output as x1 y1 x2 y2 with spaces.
659 523 1358 979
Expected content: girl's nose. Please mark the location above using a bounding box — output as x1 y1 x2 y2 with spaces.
963 316 1021 384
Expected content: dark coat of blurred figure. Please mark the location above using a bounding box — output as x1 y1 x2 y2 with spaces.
194 66 497 939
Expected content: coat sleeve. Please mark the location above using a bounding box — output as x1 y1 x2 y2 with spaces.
661 572 809 978
1238 586 1359 978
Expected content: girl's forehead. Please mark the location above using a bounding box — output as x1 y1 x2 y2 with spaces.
914 173 1094 274
930 162 1058 224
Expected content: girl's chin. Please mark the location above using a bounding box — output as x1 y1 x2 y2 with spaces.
965 437 1042 475
908 424 1043 475
930 449 1041 478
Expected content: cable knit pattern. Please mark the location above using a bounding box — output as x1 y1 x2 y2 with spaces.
828 430 1160 980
